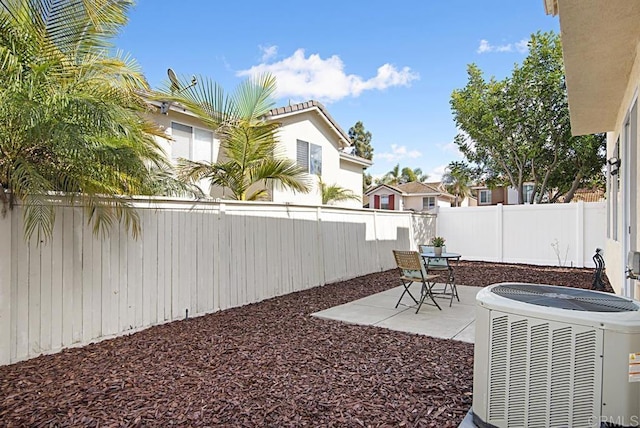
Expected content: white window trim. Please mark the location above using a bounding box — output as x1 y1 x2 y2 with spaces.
422 196 436 210
479 189 491 205
171 121 214 162
380 194 390 210
523 184 535 204
296 139 322 175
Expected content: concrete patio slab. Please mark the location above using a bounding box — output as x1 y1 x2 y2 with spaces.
312 283 482 343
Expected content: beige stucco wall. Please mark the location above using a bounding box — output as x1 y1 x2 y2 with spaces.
336 159 365 208
605 40 640 296
271 111 349 206
403 195 451 212
146 107 362 206
146 109 221 196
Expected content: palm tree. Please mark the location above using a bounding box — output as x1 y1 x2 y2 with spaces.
166 73 311 201
441 161 473 207
377 164 429 186
377 164 402 185
318 177 360 205
0 0 177 241
401 167 429 183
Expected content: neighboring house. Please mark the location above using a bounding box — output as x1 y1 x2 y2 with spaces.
472 183 536 206
557 188 605 203
145 99 372 208
364 182 455 211
265 101 372 207
473 183 604 205
544 0 640 297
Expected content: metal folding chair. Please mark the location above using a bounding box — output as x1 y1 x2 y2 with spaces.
392 250 441 313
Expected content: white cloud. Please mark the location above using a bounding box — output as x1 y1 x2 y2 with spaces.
376 144 422 163
439 141 464 158
259 44 278 62
514 39 529 53
237 48 419 103
477 38 529 54
429 164 448 182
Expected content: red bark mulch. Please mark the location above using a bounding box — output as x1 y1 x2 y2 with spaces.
0 261 608 427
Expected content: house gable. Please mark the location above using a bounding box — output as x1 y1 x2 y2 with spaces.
267 101 351 149
144 96 368 207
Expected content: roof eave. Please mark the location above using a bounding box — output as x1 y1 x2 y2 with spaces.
267 101 352 148
551 0 640 135
339 152 373 167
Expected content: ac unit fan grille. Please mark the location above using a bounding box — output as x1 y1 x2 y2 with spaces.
491 284 638 312
487 314 600 427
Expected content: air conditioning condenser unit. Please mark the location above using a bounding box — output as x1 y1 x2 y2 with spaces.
473 283 640 428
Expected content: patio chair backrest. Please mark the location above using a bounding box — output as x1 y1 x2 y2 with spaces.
393 250 428 279
419 245 449 269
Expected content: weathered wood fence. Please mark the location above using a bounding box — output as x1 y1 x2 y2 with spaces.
0 198 435 365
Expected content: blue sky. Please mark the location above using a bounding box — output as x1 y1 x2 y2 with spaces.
114 1 559 181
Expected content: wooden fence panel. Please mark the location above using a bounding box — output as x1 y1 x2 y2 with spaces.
0 199 430 365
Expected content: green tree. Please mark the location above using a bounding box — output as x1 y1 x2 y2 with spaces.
363 172 373 189
401 167 428 183
169 73 312 201
450 31 605 204
546 133 606 202
0 0 176 241
348 121 374 192
376 164 429 185
348 121 374 160
441 161 473 207
318 177 360 205
378 164 402 185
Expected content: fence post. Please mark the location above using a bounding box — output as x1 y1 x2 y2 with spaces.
217 202 228 310
373 210 381 270
316 207 326 285
0 209 12 364
576 201 585 268
496 204 504 262
408 212 416 251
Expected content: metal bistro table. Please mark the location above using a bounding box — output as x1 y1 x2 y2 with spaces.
420 251 461 306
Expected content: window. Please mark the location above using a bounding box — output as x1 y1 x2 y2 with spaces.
380 195 390 210
171 122 214 162
422 197 436 210
523 184 535 204
479 189 491 205
296 140 322 175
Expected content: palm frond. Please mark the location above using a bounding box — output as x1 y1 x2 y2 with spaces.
22 194 55 242
0 0 163 241
233 72 277 123
319 177 360 205
252 158 312 194
169 72 311 201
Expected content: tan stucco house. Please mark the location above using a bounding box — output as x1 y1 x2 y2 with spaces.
146 99 372 208
544 0 640 297
472 184 537 206
364 182 455 211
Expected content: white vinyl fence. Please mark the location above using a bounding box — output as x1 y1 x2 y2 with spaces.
0 198 435 365
436 201 606 268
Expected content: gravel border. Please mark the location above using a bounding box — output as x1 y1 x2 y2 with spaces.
0 261 608 427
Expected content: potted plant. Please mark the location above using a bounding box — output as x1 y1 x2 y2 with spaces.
430 236 446 256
